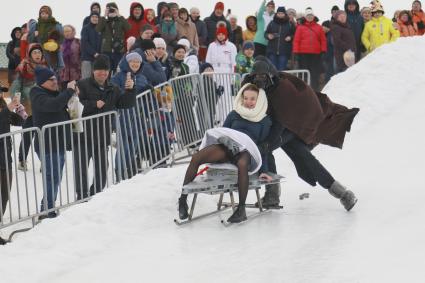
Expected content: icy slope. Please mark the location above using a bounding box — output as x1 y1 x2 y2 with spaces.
1 37 425 283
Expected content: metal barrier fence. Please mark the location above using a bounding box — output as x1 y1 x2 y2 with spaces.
1 70 309 237
283 69 311 85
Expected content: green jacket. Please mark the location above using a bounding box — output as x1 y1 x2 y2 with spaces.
254 0 271 46
96 16 131 53
236 53 255 75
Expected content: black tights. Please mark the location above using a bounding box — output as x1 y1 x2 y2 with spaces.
181 144 251 205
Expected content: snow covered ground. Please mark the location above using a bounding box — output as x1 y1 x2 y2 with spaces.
1 37 425 283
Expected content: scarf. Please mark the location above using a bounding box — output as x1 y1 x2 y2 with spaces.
62 38 74 65
161 20 176 35
37 17 58 44
233 84 268 122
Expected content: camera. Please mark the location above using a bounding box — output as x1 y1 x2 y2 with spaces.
109 7 116 13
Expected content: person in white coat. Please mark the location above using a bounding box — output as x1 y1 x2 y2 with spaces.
205 26 237 73
177 38 199 74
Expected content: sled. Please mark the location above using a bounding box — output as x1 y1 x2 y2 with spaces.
174 166 285 226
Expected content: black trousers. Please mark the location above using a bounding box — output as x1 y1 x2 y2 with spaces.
0 169 12 215
73 140 109 200
19 116 34 162
298 53 323 91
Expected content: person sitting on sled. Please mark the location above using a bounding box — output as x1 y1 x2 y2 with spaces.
178 83 272 223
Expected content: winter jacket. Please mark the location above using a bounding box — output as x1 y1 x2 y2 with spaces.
330 21 357 70
253 1 273 46
96 16 131 53
229 26 243 51
30 85 74 153
205 40 237 73
344 0 364 60
143 9 158 33
265 16 295 57
204 12 232 45
76 77 136 147
6 27 21 71
184 49 199 74
59 38 81 82
169 57 189 78
235 53 255 75
293 18 327 54
361 16 400 53
176 18 200 50
243 16 257 41
0 103 24 169
157 54 172 80
81 23 102 61
111 60 150 94
36 17 64 46
190 16 208 47
396 19 418 37
156 20 178 55
155 2 167 25
125 3 146 43
411 9 425 35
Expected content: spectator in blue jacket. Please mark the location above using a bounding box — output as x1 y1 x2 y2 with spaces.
81 12 102 78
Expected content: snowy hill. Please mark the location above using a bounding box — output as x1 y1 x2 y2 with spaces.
1 37 425 282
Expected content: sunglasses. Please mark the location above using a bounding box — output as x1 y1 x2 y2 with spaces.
47 77 58 81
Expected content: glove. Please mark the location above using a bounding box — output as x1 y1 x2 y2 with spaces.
216 85 224 96
417 21 425 30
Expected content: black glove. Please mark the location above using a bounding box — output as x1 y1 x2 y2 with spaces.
216 85 224 97
417 21 425 30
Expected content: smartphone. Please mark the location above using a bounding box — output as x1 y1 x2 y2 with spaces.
228 9 231 14
14 92 21 102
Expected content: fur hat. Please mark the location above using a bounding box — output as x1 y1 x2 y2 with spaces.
34 66 55 86
153 37 167 49
215 2 224 11
93 54 111 70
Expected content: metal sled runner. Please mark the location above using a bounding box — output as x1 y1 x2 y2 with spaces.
174 167 285 226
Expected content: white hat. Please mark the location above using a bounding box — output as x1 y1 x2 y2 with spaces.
305 7 314 16
177 38 191 50
190 7 200 14
153 37 167 49
228 14 237 20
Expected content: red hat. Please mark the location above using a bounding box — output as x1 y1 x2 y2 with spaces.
215 2 224 11
216 26 228 40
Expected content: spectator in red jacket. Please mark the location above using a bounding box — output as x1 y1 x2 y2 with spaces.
293 7 327 90
125 2 146 44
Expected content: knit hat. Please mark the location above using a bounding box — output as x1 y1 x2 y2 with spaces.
139 39 156 51
34 66 55 86
177 38 191 50
305 7 314 16
335 10 346 20
29 44 43 56
370 0 384 13
331 5 340 12
215 2 224 11
190 7 200 14
93 54 111 70
106 2 118 10
127 36 136 50
90 11 100 18
173 44 186 55
242 41 255 51
168 2 179 10
216 26 228 40
266 1 275 7
200 63 214 73
153 37 167 49
126 52 143 63
277 6 286 14
141 24 154 32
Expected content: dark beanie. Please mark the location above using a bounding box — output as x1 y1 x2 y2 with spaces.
93 54 110 70
141 24 154 32
35 66 55 86
331 5 340 12
90 11 100 17
242 40 255 51
106 2 118 10
277 6 286 14
200 63 213 73
173 44 186 55
139 39 156 50
29 44 43 56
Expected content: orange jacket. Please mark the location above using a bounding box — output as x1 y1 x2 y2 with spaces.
397 20 418 37
411 10 425 35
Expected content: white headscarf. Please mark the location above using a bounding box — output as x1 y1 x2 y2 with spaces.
233 83 268 123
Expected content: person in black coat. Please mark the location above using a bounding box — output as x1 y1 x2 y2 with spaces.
74 55 136 200
6 27 22 84
331 11 357 73
81 3 101 33
204 2 232 45
30 66 77 217
264 7 295 71
0 88 23 241
81 11 102 79
344 0 364 61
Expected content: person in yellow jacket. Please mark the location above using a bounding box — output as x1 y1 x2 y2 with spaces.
361 0 399 53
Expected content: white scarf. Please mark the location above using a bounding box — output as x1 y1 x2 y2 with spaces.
233 84 268 123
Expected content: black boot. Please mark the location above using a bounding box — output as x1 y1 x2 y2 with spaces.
227 205 247 223
0 236 8 245
178 196 189 220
